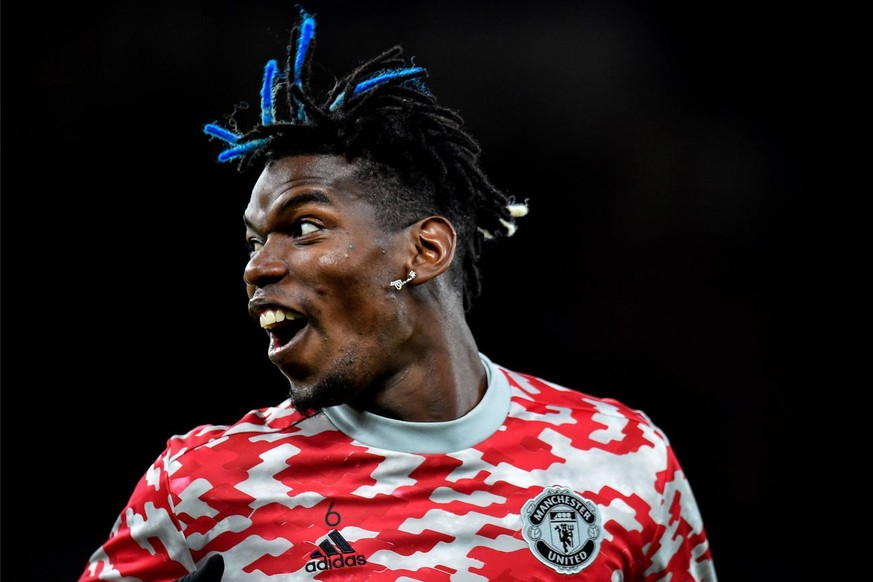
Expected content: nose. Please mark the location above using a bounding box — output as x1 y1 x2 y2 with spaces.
243 237 288 289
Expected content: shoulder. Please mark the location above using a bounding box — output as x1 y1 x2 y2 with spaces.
492 362 671 452
163 400 321 458
495 363 653 421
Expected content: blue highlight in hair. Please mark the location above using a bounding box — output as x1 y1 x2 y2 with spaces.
294 10 316 84
328 66 426 111
204 124 269 162
203 123 241 144
354 66 426 95
261 59 280 125
216 138 270 163
203 8 430 163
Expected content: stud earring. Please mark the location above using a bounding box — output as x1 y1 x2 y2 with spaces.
389 270 417 290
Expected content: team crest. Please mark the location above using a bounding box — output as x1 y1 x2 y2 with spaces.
521 486 602 574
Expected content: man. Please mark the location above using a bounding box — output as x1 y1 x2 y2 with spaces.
79 7 717 581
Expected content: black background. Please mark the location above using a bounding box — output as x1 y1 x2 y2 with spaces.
2 1 823 580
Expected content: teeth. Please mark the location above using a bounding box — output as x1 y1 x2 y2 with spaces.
259 308 301 329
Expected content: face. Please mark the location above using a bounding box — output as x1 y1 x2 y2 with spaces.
243 154 415 413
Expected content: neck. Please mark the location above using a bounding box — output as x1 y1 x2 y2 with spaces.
350 305 486 422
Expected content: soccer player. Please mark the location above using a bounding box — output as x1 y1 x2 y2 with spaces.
78 6 717 581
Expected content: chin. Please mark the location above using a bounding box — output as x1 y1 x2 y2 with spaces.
287 375 352 414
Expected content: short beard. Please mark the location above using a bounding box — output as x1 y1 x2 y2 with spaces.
286 351 362 415
287 374 349 416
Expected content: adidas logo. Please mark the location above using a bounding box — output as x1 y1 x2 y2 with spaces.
304 530 368 572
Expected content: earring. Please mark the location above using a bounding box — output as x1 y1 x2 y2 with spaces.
389 270 417 290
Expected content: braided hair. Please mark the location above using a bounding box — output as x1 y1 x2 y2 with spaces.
204 7 528 311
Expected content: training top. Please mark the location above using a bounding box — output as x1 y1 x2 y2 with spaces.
79 354 717 581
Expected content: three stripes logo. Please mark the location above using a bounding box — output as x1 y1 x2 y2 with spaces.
304 530 368 573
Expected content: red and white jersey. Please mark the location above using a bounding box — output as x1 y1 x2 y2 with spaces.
79 355 716 581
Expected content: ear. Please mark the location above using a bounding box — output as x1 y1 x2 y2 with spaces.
407 216 456 285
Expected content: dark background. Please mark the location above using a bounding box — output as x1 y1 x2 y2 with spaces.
2 1 821 580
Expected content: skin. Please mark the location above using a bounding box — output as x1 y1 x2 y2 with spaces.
243 154 487 421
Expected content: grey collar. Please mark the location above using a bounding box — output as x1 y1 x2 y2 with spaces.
322 353 510 454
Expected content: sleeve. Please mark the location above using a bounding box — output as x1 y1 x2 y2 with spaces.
642 438 718 582
77 441 197 582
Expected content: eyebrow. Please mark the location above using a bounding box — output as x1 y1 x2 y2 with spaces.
279 190 332 211
244 190 333 229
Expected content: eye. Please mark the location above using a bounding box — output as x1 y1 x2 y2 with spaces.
295 219 322 237
246 238 263 257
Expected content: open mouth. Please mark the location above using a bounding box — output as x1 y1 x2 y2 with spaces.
259 307 308 350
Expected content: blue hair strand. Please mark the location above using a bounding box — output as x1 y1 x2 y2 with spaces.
328 66 426 111
203 123 241 144
294 11 317 84
354 66 426 95
261 59 280 125
216 138 271 162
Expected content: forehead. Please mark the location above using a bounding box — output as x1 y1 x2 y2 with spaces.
253 154 359 199
245 154 368 220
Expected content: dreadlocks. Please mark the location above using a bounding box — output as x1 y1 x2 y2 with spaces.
204 7 528 311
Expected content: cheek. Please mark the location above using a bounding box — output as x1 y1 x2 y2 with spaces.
314 243 392 287
317 253 340 268
319 254 397 315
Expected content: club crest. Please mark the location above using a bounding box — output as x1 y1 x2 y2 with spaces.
521 486 602 574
